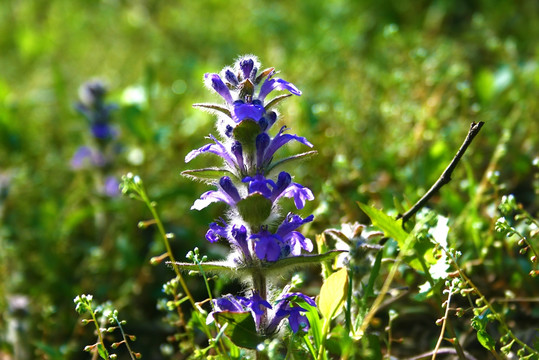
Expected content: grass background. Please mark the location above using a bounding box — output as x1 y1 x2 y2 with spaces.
0 0 537 358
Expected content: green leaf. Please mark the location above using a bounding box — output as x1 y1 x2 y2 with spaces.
171 261 237 277
263 250 346 275
172 251 346 280
266 150 318 175
318 268 348 320
232 119 260 153
192 103 232 118
181 168 237 182
264 94 292 110
357 203 408 245
237 193 273 225
213 311 264 349
97 344 109 359
476 330 496 351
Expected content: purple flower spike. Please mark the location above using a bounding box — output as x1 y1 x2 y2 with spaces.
91 122 115 139
205 73 234 104
263 126 313 164
282 183 314 209
243 174 275 198
259 78 302 102
232 101 265 122
250 228 282 262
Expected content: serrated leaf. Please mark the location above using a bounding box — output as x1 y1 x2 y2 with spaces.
181 168 237 182
266 150 318 175
318 268 348 320
213 311 264 349
357 203 408 244
171 261 237 277
193 103 232 118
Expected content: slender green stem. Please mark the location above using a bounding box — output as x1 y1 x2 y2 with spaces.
112 314 136 360
445 248 539 357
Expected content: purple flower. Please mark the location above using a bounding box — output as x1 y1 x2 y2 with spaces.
198 57 301 132
70 146 105 169
281 183 315 210
242 174 275 198
232 100 265 123
191 177 242 210
229 225 251 261
258 126 313 165
205 219 227 243
205 73 233 105
185 135 238 170
240 292 272 328
103 176 120 197
249 228 283 262
259 77 302 102
268 293 316 334
206 295 246 324
276 214 314 255
240 172 313 210
91 122 116 139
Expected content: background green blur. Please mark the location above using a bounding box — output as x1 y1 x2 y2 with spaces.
1 0 537 358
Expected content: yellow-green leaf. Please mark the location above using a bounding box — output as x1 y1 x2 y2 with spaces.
318 268 348 320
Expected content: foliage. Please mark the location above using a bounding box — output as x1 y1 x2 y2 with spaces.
0 1 538 359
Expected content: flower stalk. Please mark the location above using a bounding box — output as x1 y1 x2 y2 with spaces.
176 55 342 346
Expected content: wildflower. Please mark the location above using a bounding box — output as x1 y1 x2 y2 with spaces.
267 293 316 334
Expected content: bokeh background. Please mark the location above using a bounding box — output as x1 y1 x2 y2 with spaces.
0 0 537 359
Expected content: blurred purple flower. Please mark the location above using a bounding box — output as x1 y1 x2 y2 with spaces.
103 176 120 197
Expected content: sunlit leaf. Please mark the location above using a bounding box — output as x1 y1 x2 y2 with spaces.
318 268 348 320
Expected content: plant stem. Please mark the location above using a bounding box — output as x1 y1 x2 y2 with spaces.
399 121 484 224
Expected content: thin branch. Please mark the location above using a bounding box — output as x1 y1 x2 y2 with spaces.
398 121 485 224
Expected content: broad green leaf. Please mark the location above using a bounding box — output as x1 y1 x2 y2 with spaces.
181 168 237 182
233 119 260 152
213 311 264 349
237 193 272 225
357 202 408 245
318 268 348 320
